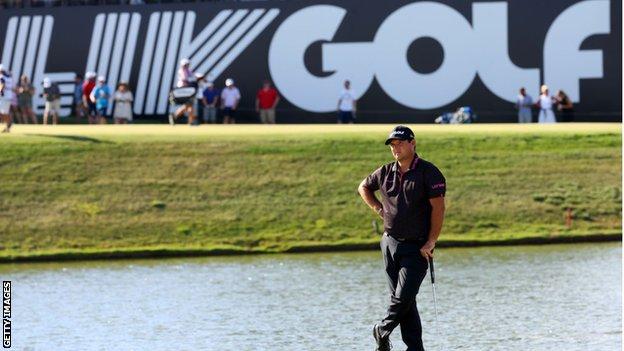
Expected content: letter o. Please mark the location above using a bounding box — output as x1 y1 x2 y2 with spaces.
374 2 476 109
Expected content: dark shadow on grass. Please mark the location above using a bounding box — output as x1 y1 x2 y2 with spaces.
25 134 113 144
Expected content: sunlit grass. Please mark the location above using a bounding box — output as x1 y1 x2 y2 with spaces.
0 123 620 261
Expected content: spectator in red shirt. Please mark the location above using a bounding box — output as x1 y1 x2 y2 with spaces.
82 71 97 124
255 80 280 124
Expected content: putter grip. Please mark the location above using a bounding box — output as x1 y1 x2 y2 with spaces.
428 257 435 284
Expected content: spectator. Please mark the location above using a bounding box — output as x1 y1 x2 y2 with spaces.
194 77 206 126
536 84 557 123
0 64 13 133
10 79 18 124
337 79 356 124
255 79 280 124
42 77 61 125
82 71 97 124
90 76 110 124
220 78 240 124
17 75 37 124
73 74 84 122
515 87 533 123
202 81 219 124
555 90 574 122
112 82 133 124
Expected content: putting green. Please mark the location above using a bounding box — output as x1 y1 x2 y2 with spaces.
4 122 620 137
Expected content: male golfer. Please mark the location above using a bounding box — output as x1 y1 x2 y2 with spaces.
358 125 446 351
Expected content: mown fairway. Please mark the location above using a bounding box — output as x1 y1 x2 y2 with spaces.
0 123 620 260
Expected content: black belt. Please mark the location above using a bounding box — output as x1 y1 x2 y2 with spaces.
385 232 425 243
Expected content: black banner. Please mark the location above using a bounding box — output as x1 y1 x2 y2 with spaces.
0 0 621 123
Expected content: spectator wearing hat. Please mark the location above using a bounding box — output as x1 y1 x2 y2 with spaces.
337 79 356 124
220 78 240 124
113 82 133 124
202 81 219 124
255 79 280 124
0 64 14 133
171 58 205 126
82 72 97 124
358 125 446 351
42 77 61 125
90 76 111 124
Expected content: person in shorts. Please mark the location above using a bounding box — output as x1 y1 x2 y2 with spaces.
17 75 37 124
220 78 240 124
42 77 61 125
170 58 205 126
90 76 111 124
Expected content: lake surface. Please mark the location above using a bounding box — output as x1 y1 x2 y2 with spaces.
0 242 621 351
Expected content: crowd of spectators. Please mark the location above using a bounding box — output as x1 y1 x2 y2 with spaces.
515 85 574 123
1 56 579 133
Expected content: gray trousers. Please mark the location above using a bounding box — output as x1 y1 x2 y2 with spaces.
518 108 532 123
203 106 217 123
379 233 429 351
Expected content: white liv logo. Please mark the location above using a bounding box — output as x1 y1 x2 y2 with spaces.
269 1 610 112
1 9 280 117
134 9 280 115
1 16 76 116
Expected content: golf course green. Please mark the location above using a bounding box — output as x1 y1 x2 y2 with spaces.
0 123 620 262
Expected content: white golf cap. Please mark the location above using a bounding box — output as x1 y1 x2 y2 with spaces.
98 75 106 82
86 71 96 79
43 77 51 88
225 78 234 86
180 58 190 66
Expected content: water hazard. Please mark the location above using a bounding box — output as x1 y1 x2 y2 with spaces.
1 242 620 350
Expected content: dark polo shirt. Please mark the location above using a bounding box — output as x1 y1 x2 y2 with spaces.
363 155 446 241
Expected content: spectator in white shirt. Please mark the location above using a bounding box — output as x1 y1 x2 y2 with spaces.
337 80 356 124
220 78 240 124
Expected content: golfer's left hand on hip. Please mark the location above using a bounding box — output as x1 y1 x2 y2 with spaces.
420 240 436 259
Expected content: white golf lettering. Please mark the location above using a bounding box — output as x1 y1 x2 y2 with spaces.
544 0 610 102
268 5 374 113
374 2 475 109
269 1 610 112
472 2 540 103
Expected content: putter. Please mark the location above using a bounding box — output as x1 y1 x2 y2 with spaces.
428 256 440 334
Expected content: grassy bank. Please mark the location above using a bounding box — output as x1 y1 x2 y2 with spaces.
0 124 621 262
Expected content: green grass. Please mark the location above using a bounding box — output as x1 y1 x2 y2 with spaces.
0 124 621 261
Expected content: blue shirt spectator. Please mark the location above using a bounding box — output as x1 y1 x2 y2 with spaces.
92 85 111 110
74 76 83 103
202 85 220 105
